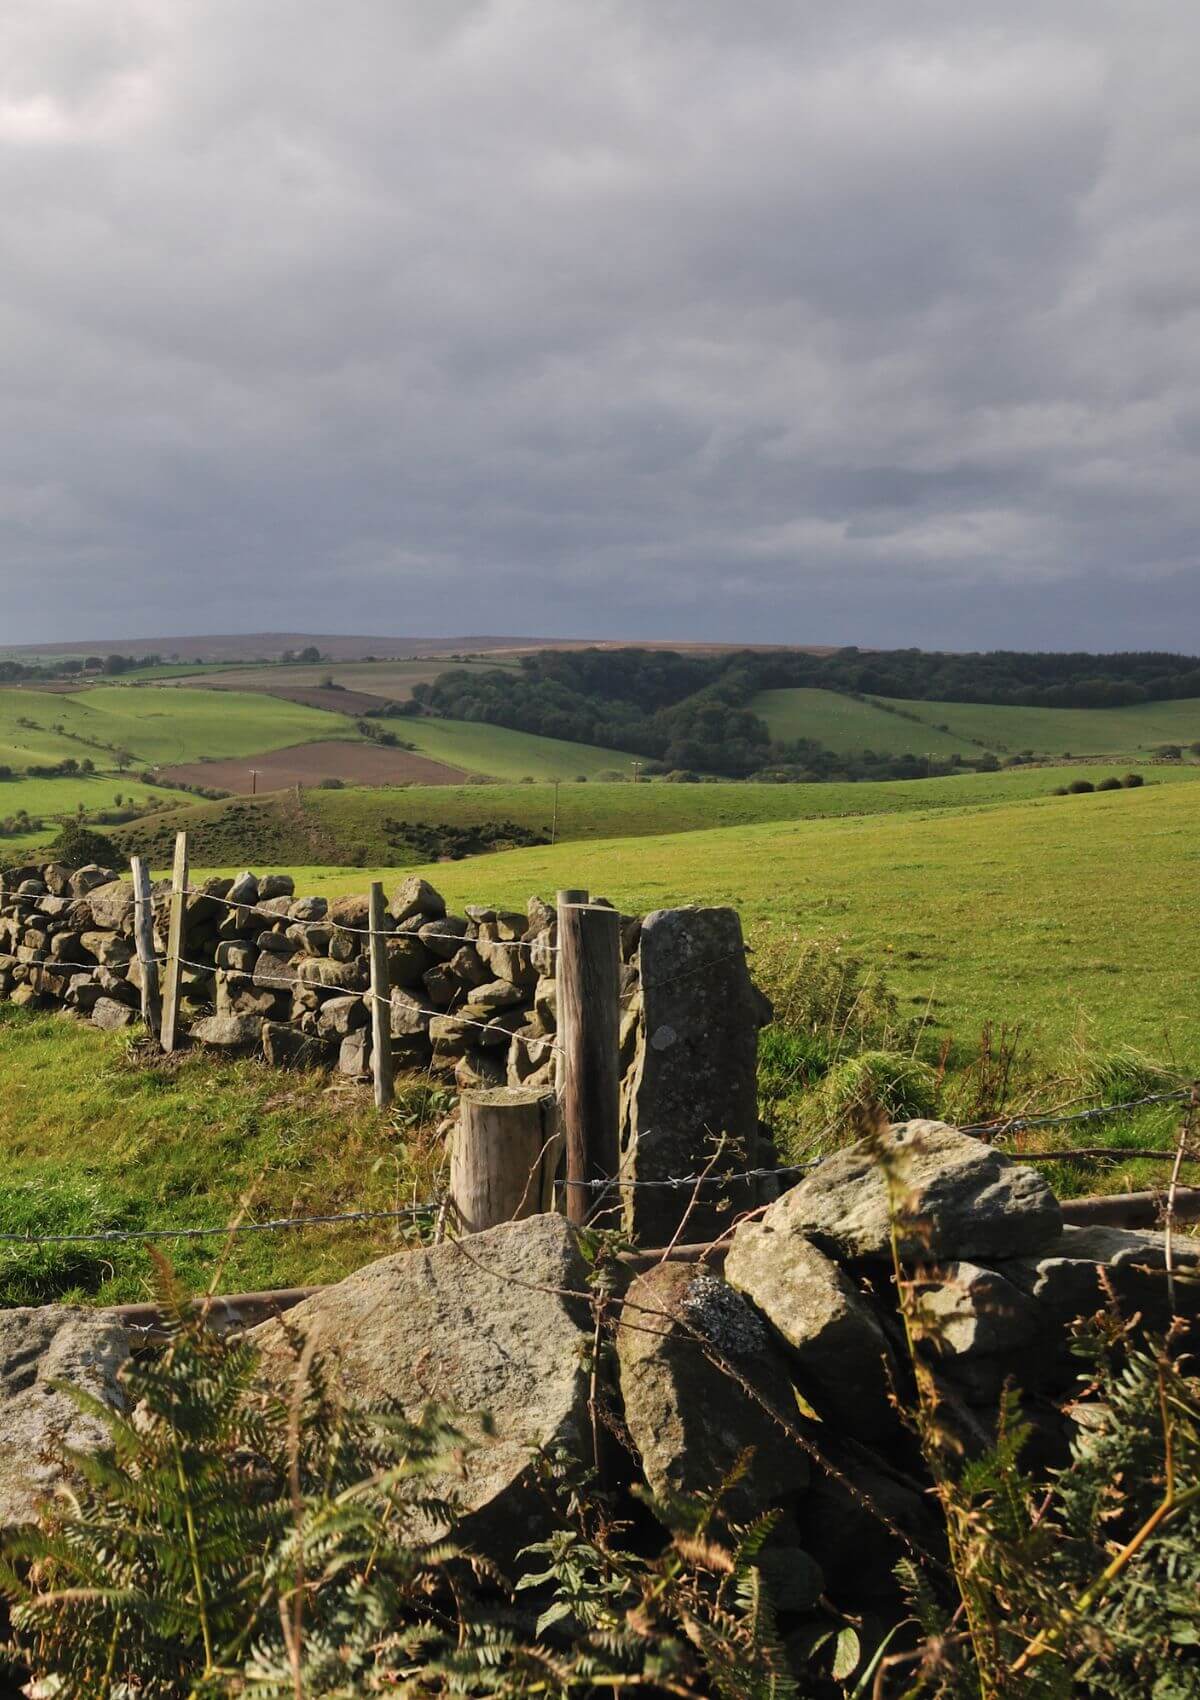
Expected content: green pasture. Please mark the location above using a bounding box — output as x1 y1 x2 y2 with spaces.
753 687 1200 759
396 716 643 780
247 779 1200 1070
0 685 356 770
118 761 1200 870
752 688 971 757
302 762 1200 844
3 773 1197 1305
170 656 518 698
0 772 181 820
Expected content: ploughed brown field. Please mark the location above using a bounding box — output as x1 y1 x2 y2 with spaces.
160 740 466 793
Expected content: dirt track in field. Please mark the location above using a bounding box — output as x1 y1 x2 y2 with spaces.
160 741 466 793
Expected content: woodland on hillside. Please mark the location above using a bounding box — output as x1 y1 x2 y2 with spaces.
410 647 1200 779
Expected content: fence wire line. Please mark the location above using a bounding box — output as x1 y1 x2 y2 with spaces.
5 1094 1195 1246
0 1203 443 1247
175 885 557 952
159 952 559 1054
959 1089 1194 1138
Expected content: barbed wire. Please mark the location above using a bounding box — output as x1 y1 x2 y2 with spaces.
960 1089 1194 1138
176 884 556 952
0 1203 442 1247
1 1093 1195 1247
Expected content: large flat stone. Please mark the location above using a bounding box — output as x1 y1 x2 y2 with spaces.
763 1121 1062 1265
1000 1223 1200 1327
250 1215 592 1550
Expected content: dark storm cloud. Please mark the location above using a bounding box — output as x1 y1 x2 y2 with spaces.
1 0 1197 648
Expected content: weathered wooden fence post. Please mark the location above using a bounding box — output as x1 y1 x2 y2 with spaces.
129 854 161 1034
450 1086 558 1232
368 880 394 1110
159 831 188 1053
557 893 621 1226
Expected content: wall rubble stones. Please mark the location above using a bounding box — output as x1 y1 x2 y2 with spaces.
2 1130 1195 1610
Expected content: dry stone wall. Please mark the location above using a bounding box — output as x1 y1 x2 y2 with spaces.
0 866 768 1214
2 1124 1196 1621
0 860 576 1093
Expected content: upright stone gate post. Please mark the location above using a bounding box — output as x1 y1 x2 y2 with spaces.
620 906 770 1245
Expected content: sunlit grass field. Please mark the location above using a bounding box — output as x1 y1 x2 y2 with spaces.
753 687 1200 759
2 776 1196 1306
244 778 1200 1068
0 685 353 769
114 761 1200 867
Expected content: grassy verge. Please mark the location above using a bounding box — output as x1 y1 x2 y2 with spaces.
0 1008 450 1307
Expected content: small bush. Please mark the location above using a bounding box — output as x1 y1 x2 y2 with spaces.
317 776 345 788
1051 785 1069 795
1097 776 1121 791
802 1050 942 1152
45 820 115 866
1123 771 1145 787
1068 779 1095 794
752 932 904 1059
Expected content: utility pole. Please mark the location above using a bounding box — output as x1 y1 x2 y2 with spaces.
249 769 258 795
551 780 560 845
631 760 642 784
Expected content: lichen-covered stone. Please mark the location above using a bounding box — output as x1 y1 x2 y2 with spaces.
622 907 762 1244
725 1221 895 1435
617 1262 809 1522
0 1308 130 1532
763 1122 1062 1265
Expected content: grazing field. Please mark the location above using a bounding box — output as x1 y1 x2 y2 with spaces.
171 655 519 701
116 762 1200 869
263 778 1200 1069
391 715 643 780
4 774 1198 1305
0 772 182 821
0 684 355 770
159 740 467 793
0 773 186 856
753 687 1200 758
752 688 973 757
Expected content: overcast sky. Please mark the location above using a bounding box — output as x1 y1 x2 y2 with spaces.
1 2 1198 651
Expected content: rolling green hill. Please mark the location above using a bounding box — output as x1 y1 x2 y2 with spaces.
753 687 1200 759
0 685 356 770
394 717 643 781
249 777 1200 1066
114 761 1200 869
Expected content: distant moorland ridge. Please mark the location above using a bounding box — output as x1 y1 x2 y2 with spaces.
1 633 838 664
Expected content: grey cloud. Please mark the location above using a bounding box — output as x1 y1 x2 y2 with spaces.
0 0 1197 648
